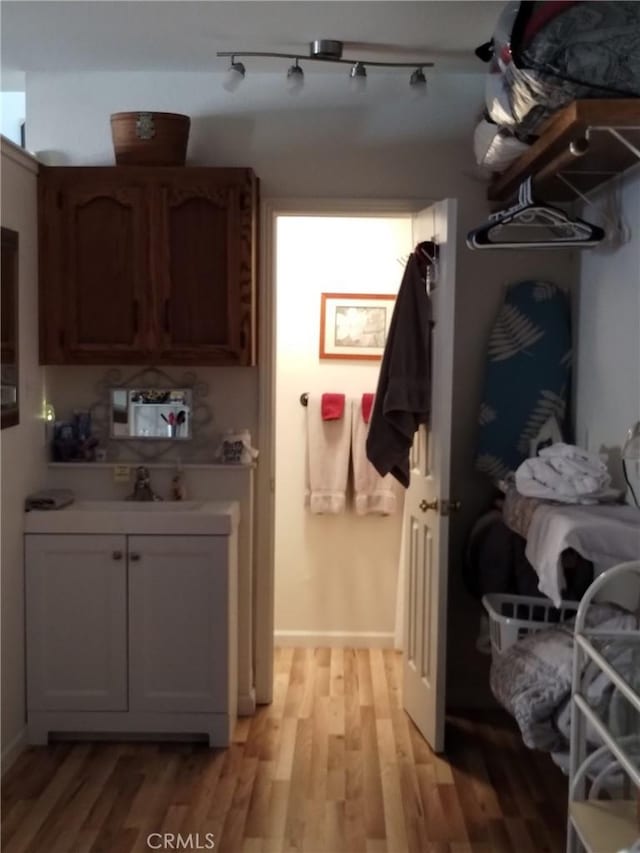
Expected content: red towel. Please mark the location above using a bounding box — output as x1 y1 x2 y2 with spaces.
362 393 375 424
321 393 345 421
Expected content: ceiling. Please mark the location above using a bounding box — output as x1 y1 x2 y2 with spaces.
1 1 502 84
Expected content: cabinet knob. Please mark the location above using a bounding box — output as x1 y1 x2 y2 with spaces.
130 553 141 562
112 550 123 561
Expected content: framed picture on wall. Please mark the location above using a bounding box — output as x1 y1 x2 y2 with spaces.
319 292 395 361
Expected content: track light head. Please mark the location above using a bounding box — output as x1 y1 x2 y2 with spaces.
409 67 427 93
223 57 246 92
349 61 367 93
286 59 304 94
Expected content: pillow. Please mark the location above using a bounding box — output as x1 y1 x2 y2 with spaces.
473 117 529 171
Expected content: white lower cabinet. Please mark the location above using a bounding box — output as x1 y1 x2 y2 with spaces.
25 531 237 747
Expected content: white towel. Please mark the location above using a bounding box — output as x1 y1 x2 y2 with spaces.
538 442 607 470
515 442 612 503
305 394 351 514
351 400 397 516
525 503 640 606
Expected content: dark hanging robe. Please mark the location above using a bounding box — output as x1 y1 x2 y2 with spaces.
366 253 432 487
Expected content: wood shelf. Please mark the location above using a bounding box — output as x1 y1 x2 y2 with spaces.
569 800 639 853
488 100 640 203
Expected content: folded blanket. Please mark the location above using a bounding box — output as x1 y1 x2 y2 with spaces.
538 442 608 471
490 605 638 754
516 442 612 503
516 457 604 499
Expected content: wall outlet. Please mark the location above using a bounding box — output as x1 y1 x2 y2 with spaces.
113 465 131 483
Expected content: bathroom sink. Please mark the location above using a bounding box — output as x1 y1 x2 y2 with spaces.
24 498 239 536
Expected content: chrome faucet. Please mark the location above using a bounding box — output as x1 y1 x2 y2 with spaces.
128 466 162 501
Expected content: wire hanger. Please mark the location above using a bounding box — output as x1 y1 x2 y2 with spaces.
466 177 605 250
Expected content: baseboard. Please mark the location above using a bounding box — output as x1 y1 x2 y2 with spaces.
1 727 27 777
237 688 256 716
274 630 395 648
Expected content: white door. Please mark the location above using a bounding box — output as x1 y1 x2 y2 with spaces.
128 535 229 712
25 534 128 711
402 199 458 753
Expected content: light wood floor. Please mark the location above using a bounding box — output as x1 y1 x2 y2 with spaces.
2 648 568 853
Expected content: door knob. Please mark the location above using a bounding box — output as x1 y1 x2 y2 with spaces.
419 499 438 513
130 553 141 562
112 550 123 561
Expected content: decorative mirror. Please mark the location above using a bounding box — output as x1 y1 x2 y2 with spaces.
1 227 19 430
110 388 193 440
89 367 212 462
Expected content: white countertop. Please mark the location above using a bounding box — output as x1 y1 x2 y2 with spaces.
24 500 240 536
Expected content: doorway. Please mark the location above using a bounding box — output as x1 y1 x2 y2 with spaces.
254 199 457 757
272 215 413 649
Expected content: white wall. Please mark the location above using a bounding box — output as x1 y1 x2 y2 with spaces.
575 171 640 491
0 139 47 771
0 93 25 147
26 71 485 197
25 70 578 706
274 216 412 643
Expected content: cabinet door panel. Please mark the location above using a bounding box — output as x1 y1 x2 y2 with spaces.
128 535 228 713
155 174 256 365
26 534 128 711
167 194 231 347
63 186 150 361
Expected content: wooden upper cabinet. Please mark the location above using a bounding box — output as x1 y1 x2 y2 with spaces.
38 167 258 366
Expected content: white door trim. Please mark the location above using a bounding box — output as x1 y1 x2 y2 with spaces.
255 196 433 703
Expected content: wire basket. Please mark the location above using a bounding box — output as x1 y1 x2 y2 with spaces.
482 593 580 661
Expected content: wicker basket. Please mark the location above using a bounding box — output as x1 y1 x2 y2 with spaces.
110 112 190 166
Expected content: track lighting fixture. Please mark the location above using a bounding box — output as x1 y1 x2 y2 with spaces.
349 61 367 93
223 57 246 92
217 39 433 93
286 59 304 94
409 67 427 91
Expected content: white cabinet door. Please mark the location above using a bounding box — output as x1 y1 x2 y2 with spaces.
128 535 229 713
26 534 128 711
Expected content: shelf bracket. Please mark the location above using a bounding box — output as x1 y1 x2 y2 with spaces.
556 173 593 207
603 126 640 162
